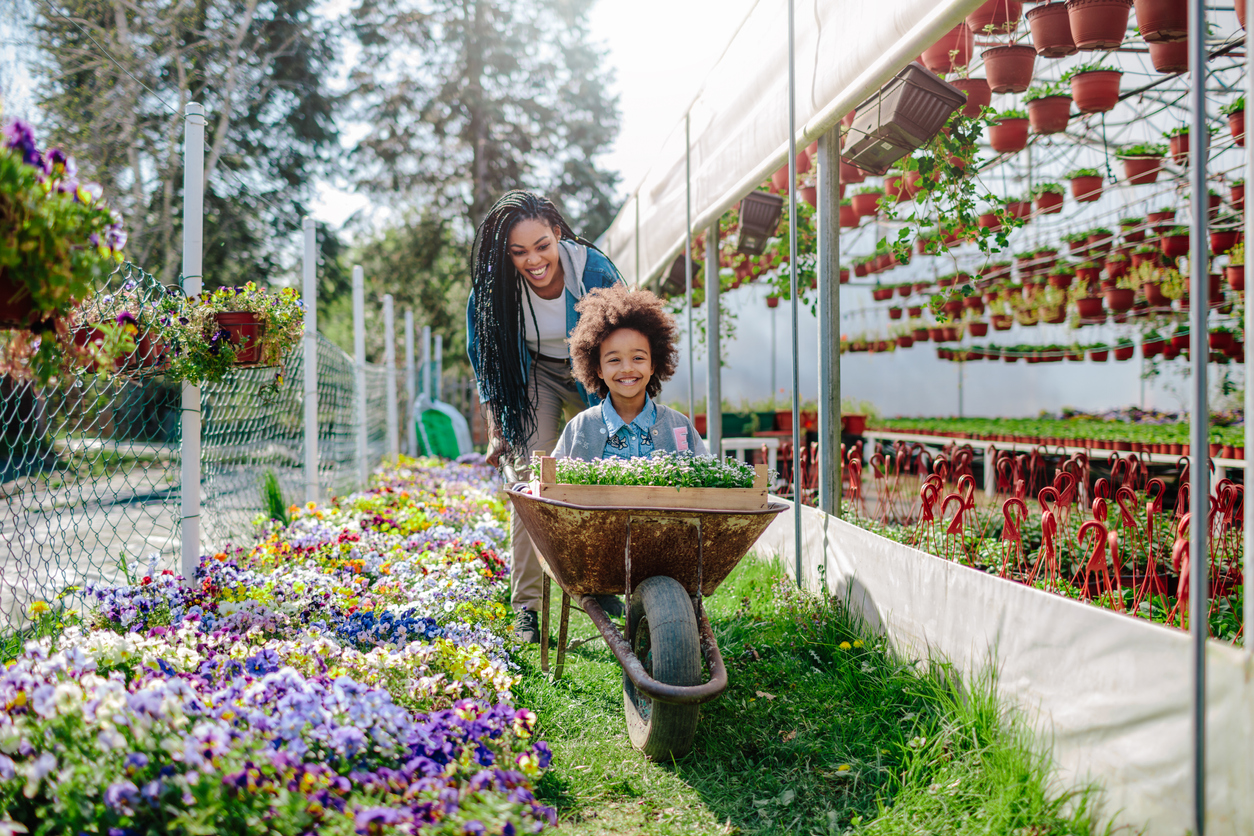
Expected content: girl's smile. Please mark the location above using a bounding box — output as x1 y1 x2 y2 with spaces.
597 327 654 422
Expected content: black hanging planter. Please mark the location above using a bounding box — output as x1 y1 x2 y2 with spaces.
841 63 967 176
735 191 784 255
660 252 703 296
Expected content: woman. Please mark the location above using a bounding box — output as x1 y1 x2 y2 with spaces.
467 190 624 642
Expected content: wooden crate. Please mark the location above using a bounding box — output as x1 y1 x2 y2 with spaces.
528 455 769 511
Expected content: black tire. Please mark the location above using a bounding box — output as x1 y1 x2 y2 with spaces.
622 576 701 760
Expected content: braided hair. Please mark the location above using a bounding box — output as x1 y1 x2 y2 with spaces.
470 190 594 457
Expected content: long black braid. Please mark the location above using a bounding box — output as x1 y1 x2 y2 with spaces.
470 190 600 458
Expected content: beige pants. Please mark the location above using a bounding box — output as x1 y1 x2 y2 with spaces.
500 354 586 613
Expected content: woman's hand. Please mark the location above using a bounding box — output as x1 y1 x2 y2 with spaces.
484 408 507 469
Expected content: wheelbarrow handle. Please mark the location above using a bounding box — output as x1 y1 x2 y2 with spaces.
581 595 728 706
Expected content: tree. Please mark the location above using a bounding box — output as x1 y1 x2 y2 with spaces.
349 0 621 239
31 0 341 289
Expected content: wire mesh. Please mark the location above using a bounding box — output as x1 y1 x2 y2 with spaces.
0 264 402 630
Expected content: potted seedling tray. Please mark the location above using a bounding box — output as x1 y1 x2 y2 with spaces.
528 455 769 511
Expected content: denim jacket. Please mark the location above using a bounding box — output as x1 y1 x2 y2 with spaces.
466 240 624 407
553 401 708 461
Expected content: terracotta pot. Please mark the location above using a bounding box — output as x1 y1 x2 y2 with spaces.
922 23 974 74
1131 250 1161 269
1114 344 1136 361
0 267 43 330
913 327 930 341
1134 0 1188 42
840 203 859 228
840 268 850 284
982 44 1037 93
1070 174 1104 202
1076 265 1102 284
851 191 882 217
840 160 867 183
1160 233 1189 258
1104 287 1135 312
896 335 914 348
1227 264 1245 292
928 327 946 342
1122 156 1161 185
1035 191 1065 214
978 211 1003 232
1090 349 1109 362
1168 131 1189 165
1106 257 1130 278
1231 182 1245 213
854 261 869 277
1148 39 1189 73
1075 296 1105 318
968 321 990 337
766 295 780 308
968 0 1024 32
1239 0 1247 28
1211 229 1239 254
1066 0 1133 50
1170 333 1189 350
1147 209 1175 224
1144 281 1169 307
1027 96 1072 134
795 148 812 176
1026 1 1078 56
1070 69 1121 113
951 78 992 119
1229 109 1245 147
888 306 903 320
215 312 268 366
1048 272 1074 289
989 118 1030 153
800 185 818 208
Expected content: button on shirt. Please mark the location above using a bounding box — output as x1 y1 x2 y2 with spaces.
599 396 658 459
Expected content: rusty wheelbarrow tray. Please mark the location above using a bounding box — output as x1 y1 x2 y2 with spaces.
505 486 787 759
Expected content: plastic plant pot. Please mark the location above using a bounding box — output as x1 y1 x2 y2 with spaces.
968 321 990 337
1106 257 1130 278
736 191 784 255
1227 265 1245 292
851 191 883 217
1133 0 1188 41
839 160 867 183
1104 288 1135 312
1122 156 1161 185
1069 70 1121 113
950 78 992 118
1148 209 1175 224
1160 233 1189 258
888 307 903 320
840 268 850 284
1047 272 1073 289
989 117 1029 153
800 185 817 208
1168 131 1189 165
992 314 1014 330
1026 2 1077 56
0 268 42 329
982 44 1036 93
1232 182 1245 212
1070 174 1104 202
216 312 268 366
921 23 974 74
1239 0 1247 28
1089 348 1110 362
896 335 914 348
1027 96 1072 134
1211 229 1239 254
766 295 779 309
1036 191 1064 214
840 203 859 228
1148 39 1189 73
1066 0 1133 50
968 0 1023 32
1075 297 1105 318
1114 344 1136 361
1230 109 1246 147
1144 282 1168 306
843 63 967 175
1143 339 1164 357
770 163 791 192
1210 331 1234 351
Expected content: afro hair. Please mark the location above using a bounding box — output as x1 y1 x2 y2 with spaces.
568 285 679 400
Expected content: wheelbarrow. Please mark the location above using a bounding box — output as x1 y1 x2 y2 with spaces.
505 485 788 760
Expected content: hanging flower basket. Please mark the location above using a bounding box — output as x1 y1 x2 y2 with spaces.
1148 40 1189 73
1075 296 1105 318
1069 173 1104 202
1160 231 1189 257
0 268 38 330
1167 130 1189 165
1232 182 1245 213
1027 95 1072 134
1036 191 1065 214
982 45 1037 93
921 23 975 74
842 63 967 175
215 312 268 366
1143 281 1169 306
1227 264 1245 291
1211 229 1240 254
1114 343 1136 361
840 202 859 228
1104 288 1135 312
969 321 991 337
800 184 818 208
839 160 867 184
1134 0 1188 42
1026 2 1077 56
1069 68 1121 113
72 326 168 375
736 191 784 255
766 295 780 309
968 0 1023 32
1228 108 1246 147
991 314 1014 330
989 116 1029 153
770 163 792 193
851 190 883 217
978 211 1003 232
1122 155 1162 185
950 78 992 118
1066 0 1133 50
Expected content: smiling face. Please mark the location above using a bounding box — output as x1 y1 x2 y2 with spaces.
596 327 654 409
507 217 564 298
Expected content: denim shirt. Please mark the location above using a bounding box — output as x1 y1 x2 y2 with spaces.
553 401 708 461
466 242 623 407
600 396 658 459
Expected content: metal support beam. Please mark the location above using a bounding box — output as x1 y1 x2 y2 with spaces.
816 125 841 517
383 295 399 463
685 113 695 421
1245 3 1254 662
179 102 205 580
405 310 418 457
787 0 802 587
302 218 319 504
705 221 721 457
352 266 367 485
1186 1 1210 832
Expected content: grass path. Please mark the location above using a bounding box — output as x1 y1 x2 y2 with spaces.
515 558 1107 836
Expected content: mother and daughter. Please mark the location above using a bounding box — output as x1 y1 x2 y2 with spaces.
467 190 704 642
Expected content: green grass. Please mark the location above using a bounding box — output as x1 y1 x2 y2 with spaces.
515 559 1106 835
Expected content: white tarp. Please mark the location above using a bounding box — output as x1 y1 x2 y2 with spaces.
756 502 1254 835
601 0 984 286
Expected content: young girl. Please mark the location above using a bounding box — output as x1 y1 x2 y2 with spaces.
553 284 706 461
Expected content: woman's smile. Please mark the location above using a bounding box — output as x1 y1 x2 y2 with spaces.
508 217 564 298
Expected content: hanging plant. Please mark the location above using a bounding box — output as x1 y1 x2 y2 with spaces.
1231 179 1244 213
1227 242 1244 291
981 44 1037 93
1025 1 1077 56
948 72 993 118
1164 126 1189 165
1159 225 1190 259
1116 143 1167 185
967 0 1024 33
1222 96 1245 147
1064 167 1104 202
921 23 975 74
1063 62 1122 113
1148 40 1189 74
1134 0 1188 42
1031 182 1066 214
1065 0 1133 50
1025 84 1073 134
1119 216 1146 243
989 109 1030 153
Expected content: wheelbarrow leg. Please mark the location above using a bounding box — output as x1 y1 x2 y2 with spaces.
555 590 571 679
540 574 551 673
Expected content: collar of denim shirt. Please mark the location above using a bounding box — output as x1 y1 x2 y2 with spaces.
600 394 657 438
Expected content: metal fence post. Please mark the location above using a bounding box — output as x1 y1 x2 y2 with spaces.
817 125 842 517
705 222 721 458
353 266 367 485
180 102 205 582
404 309 418 457
1245 0 1254 659
383 295 399 462
434 335 443 402
302 218 319 504
422 325 432 400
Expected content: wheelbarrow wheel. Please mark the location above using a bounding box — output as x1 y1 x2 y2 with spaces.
623 576 701 760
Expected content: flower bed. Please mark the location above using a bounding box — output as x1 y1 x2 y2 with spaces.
1 456 556 836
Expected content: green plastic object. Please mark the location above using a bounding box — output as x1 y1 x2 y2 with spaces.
417 409 462 459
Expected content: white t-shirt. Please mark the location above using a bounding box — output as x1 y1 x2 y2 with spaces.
522 284 569 358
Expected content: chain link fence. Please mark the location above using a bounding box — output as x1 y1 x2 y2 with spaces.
0 270 400 631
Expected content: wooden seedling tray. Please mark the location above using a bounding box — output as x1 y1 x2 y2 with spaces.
529 455 769 511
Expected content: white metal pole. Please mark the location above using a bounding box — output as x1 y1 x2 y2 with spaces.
383 295 399 463
302 218 319 504
352 266 368 485
685 113 695 421
787 0 802 588
179 102 205 582
1245 2 1253 657
817 125 841 517
1186 0 1209 831
434 335 444 402
707 221 727 458
422 325 432 400
405 309 418 458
